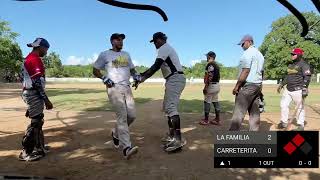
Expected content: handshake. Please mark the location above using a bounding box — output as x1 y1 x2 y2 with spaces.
132 73 144 90
101 73 144 90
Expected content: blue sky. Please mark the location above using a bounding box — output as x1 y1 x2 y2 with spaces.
0 0 318 67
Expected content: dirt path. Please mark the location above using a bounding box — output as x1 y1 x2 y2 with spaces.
0 88 319 180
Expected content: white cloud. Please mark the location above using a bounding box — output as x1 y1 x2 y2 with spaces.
190 59 201 66
132 60 140 66
65 56 84 65
65 53 99 65
87 53 99 64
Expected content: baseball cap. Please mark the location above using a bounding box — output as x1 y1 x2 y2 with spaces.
150 32 167 43
110 33 125 41
205 51 216 58
27 38 50 48
291 48 304 55
237 34 253 45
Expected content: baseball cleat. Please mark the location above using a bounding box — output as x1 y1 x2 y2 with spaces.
277 122 288 129
123 146 139 160
161 133 174 144
18 150 42 162
163 138 186 152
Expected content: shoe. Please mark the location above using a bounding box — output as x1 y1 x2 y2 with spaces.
33 144 50 157
164 138 186 152
112 131 119 149
18 150 42 162
293 125 304 131
277 122 288 129
161 133 174 144
209 118 221 126
199 119 210 125
123 146 139 160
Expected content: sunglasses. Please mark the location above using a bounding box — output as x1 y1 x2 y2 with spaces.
291 53 297 56
241 42 245 47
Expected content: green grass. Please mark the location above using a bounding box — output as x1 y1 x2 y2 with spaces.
46 83 320 113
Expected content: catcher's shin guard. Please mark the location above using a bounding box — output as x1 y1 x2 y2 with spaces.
22 113 44 154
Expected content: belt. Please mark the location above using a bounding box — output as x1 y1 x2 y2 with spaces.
209 82 219 84
165 71 184 79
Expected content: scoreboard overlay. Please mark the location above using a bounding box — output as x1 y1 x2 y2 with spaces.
213 131 319 168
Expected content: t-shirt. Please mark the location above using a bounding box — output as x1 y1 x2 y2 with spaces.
93 50 134 85
156 43 183 78
238 46 265 84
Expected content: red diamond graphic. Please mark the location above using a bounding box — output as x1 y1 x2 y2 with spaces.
292 134 305 147
284 142 297 155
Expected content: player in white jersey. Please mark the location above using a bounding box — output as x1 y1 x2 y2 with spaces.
138 32 186 153
93 33 141 160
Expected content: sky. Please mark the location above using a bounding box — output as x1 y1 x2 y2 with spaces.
0 0 318 67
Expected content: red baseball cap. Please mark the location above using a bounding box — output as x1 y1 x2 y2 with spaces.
291 48 304 55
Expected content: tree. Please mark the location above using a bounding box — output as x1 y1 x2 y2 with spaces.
0 20 23 82
45 52 64 77
260 12 320 80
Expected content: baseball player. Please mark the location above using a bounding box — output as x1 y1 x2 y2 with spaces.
199 51 221 126
138 32 186 152
277 48 311 131
229 35 265 131
19 38 53 161
93 33 140 159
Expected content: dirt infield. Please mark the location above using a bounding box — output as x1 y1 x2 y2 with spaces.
0 83 319 180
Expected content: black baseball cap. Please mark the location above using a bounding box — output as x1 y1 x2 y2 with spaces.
150 32 167 43
110 33 125 41
27 38 50 48
206 51 216 58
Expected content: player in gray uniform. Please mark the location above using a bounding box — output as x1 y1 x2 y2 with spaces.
93 33 140 160
138 32 186 152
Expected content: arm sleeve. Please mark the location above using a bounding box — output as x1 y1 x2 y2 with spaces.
142 58 164 79
93 52 106 70
33 76 48 101
301 63 312 87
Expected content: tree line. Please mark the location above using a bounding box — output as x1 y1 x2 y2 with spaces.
1 12 319 82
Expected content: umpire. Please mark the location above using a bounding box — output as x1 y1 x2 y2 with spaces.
229 35 265 131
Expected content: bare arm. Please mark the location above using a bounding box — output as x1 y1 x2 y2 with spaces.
93 67 104 79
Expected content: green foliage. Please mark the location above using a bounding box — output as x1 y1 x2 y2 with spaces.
260 12 320 80
45 52 64 77
0 20 23 82
63 65 94 78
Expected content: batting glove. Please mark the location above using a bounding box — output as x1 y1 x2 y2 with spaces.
101 76 114 88
302 87 308 98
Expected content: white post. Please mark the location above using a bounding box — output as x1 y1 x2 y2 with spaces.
317 73 320 83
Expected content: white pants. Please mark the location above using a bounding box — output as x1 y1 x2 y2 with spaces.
280 89 305 126
107 84 136 150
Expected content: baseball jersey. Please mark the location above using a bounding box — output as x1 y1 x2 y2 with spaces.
286 59 311 91
205 62 220 83
93 50 134 85
22 52 46 89
238 46 265 84
157 43 183 79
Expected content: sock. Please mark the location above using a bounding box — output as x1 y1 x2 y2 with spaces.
170 115 181 141
167 116 174 137
204 101 211 120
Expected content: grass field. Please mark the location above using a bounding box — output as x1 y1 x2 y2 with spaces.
47 83 320 113
1 82 320 179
